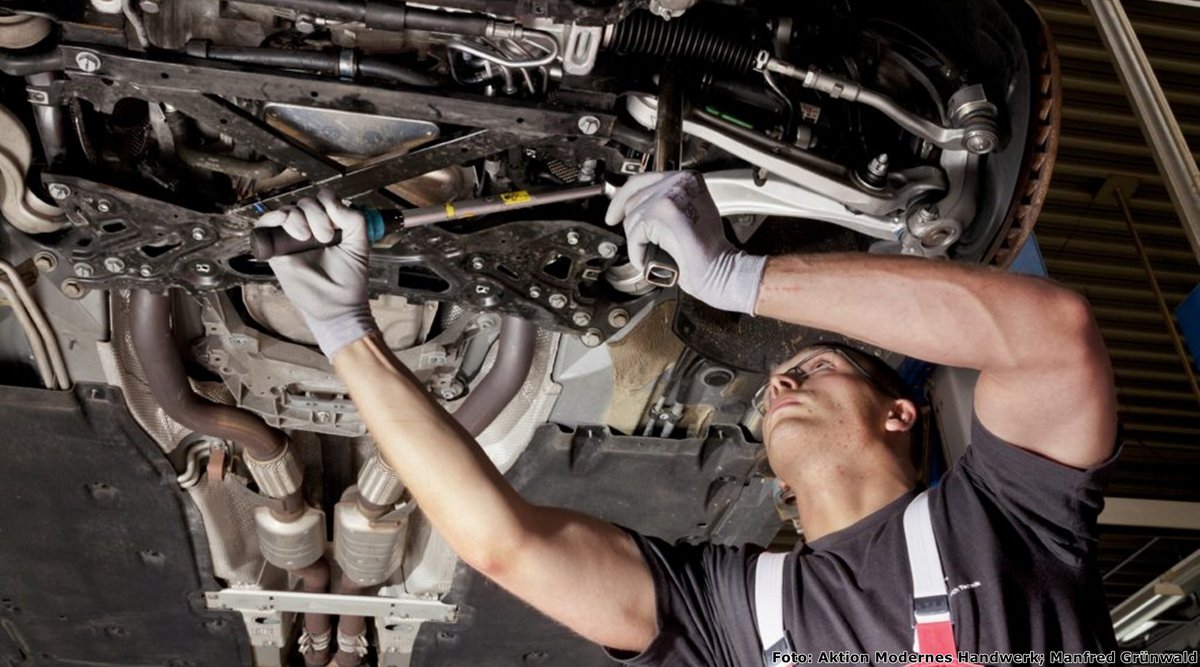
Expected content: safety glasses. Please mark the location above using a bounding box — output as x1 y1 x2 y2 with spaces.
752 346 900 416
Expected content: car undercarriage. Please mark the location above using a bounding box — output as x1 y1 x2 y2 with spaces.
0 0 1059 664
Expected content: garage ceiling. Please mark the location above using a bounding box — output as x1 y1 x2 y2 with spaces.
1035 0 1200 626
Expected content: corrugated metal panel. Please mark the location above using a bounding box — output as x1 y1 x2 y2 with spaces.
1034 0 1200 617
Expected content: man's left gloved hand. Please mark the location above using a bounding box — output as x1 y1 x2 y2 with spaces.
605 171 766 315
257 190 379 359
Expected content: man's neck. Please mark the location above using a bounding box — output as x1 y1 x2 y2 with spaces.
791 470 914 543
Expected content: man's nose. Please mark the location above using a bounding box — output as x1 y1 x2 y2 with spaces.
767 373 799 402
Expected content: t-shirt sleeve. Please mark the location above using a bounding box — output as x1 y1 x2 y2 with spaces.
954 410 1118 565
603 527 759 667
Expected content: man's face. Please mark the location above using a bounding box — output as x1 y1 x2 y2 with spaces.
756 347 894 475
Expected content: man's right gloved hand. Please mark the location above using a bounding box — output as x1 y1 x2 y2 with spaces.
257 190 378 359
604 171 767 315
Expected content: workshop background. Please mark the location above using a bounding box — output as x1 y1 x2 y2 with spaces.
1036 0 1200 650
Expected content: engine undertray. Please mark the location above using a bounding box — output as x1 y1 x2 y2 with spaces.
0 384 250 667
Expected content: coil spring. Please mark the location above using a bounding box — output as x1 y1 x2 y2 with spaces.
609 10 757 73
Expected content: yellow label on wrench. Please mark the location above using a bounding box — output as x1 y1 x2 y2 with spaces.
500 190 532 205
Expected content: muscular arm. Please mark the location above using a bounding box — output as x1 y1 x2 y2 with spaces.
755 253 1116 468
333 334 657 652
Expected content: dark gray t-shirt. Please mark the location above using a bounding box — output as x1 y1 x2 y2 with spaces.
609 413 1118 666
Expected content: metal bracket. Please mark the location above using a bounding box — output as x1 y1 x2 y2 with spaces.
704 169 905 241
205 589 458 623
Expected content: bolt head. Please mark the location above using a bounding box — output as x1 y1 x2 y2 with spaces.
139 265 152 277
75 52 102 73
61 279 85 299
577 115 600 135
193 262 212 274
580 330 603 347
528 286 542 299
607 308 630 328
918 205 939 222
598 242 617 259
191 227 207 241
470 257 485 270
572 311 591 327
33 252 57 273
138 0 161 13
566 231 580 246
474 284 491 295
73 263 93 277
96 199 111 213
548 293 567 309
315 411 332 423
965 133 996 154
47 183 72 201
103 257 125 273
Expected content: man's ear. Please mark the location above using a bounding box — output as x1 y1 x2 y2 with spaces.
884 398 918 433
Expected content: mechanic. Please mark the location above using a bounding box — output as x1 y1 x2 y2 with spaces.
258 171 1118 665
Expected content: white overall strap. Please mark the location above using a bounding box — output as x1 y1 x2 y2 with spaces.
754 551 791 665
903 489 954 654
902 491 948 605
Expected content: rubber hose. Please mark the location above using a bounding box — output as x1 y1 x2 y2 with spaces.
609 10 757 73
0 47 61 76
357 57 444 87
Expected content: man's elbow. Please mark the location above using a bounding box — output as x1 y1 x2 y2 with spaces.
454 514 533 582
1051 290 1108 365
1015 287 1108 369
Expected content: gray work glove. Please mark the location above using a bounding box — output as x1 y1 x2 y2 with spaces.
605 171 767 314
257 190 378 359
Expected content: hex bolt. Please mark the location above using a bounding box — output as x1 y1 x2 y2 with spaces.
474 284 491 295
139 265 152 277
598 241 617 259
75 52 102 73
607 308 630 328
194 262 212 274
293 13 316 33
439 379 466 401
566 231 580 246
470 257 485 271
572 311 591 327
96 199 112 213
580 329 603 347
548 293 567 309
917 205 940 222
528 286 542 299
866 154 889 181
73 263 93 277
32 251 57 273
60 279 85 299
315 411 332 423
577 115 600 135
47 183 72 201
103 257 125 273
191 227 207 241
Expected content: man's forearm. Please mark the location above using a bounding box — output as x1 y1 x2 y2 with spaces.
332 333 529 571
755 253 1091 371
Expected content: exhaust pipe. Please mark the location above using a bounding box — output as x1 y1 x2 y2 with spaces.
130 290 332 666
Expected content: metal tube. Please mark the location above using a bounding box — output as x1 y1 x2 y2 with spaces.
1083 0 1200 263
451 316 537 436
294 558 334 667
334 574 367 667
1114 188 1200 410
129 291 289 461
